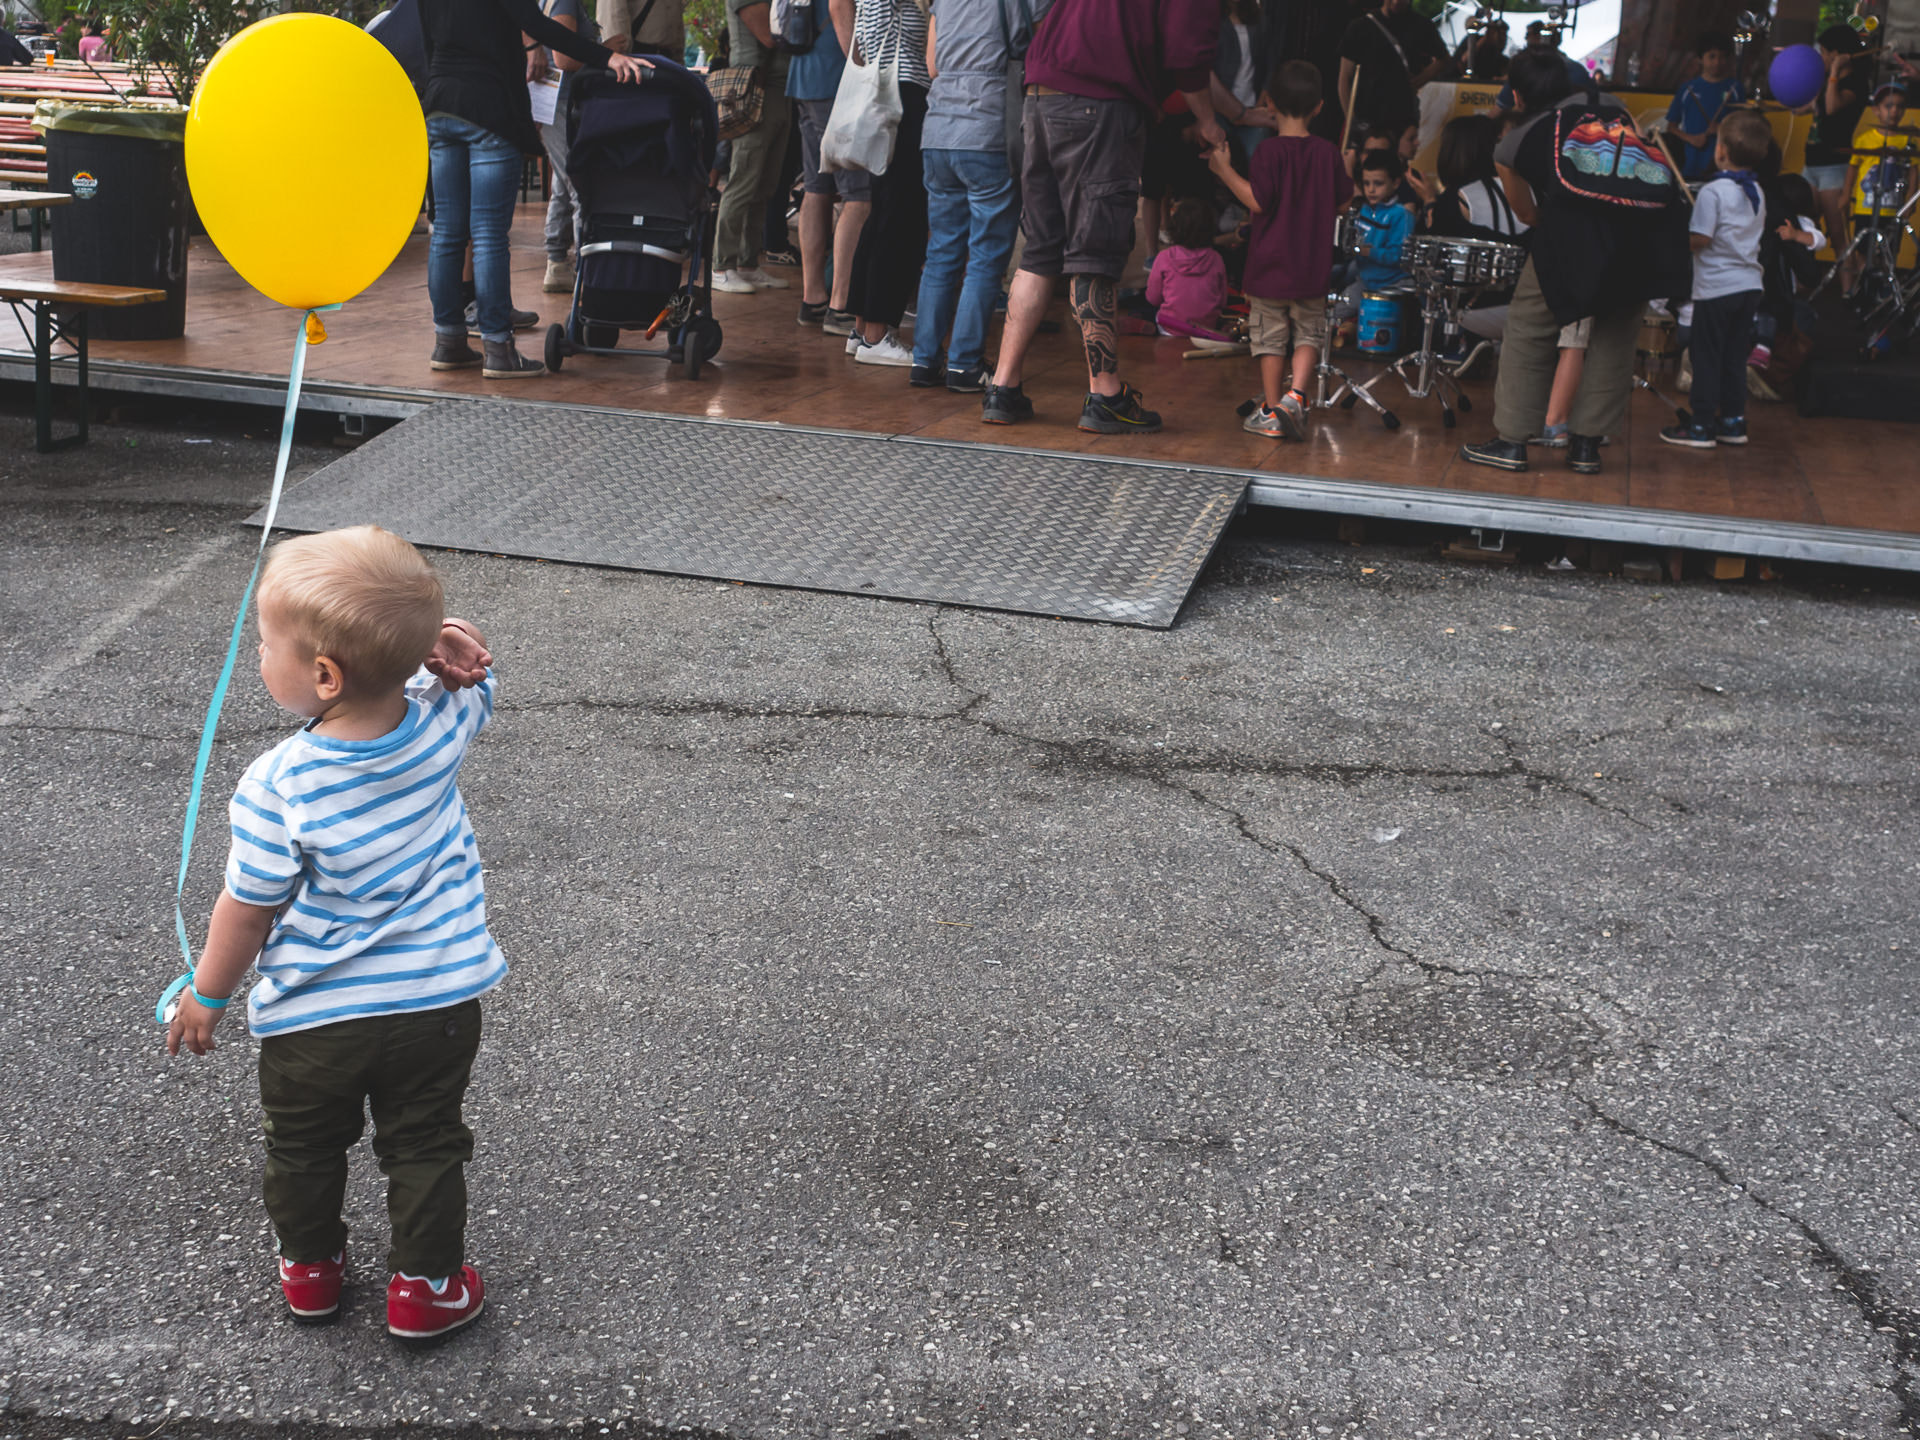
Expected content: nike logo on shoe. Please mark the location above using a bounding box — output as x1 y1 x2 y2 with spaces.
430 1284 470 1310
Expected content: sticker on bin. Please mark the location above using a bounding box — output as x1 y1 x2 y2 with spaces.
71 171 98 200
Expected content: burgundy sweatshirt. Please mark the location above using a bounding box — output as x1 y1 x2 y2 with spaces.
1023 0 1219 112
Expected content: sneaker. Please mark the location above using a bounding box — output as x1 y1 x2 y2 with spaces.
909 362 946 388
1276 389 1307 441
1746 365 1781 403
854 329 914 367
981 382 1033 425
464 301 538 332
1567 433 1603 475
1660 422 1716 449
280 1249 345 1325
713 269 759 295
797 300 829 327
821 307 856 336
761 247 801 267
1715 417 1749 445
1243 402 1286 437
1079 383 1162 435
542 257 574 293
845 330 863 356
1458 438 1530 471
430 335 481 371
1528 423 1569 447
482 339 546 379
387 1265 485 1345
945 361 990 394
739 266 790 290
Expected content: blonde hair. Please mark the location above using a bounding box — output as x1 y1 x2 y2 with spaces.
258 526 444 692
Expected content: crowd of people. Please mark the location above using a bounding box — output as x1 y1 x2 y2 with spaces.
422 0 1917 470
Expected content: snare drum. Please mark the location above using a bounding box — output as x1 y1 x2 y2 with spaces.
1407 235 1526 289
1635 309 1678 360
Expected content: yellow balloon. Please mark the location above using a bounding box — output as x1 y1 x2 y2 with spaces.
187 14 427 310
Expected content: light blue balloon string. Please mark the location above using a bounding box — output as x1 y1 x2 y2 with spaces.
157 304 339 1026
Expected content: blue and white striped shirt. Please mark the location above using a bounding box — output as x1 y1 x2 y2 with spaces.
225 669 505 1038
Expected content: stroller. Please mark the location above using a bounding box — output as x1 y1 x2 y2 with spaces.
544 60 724 379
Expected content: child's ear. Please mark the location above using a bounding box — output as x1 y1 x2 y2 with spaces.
313 653 347 701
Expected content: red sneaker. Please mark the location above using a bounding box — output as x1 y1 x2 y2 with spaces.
278 1249 345 1325
387 1264 485 1344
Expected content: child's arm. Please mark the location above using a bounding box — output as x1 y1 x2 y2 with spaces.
1146 256 1167 306
426 617 492 690
1207 143 1260 213
165 891 277 1057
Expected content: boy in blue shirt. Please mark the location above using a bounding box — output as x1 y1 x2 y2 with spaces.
1332 149 1414 335
1666 33 1744 182
165 525 501 1346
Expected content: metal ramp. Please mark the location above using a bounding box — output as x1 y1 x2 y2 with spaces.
256 401 1246 628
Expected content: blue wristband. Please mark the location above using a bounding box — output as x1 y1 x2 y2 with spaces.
155 973 231 1024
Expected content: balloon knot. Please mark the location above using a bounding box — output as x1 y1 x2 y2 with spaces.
305 312 329 346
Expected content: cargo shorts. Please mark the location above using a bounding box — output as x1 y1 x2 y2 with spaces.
1017 91 1146 279
1248 294 1329 357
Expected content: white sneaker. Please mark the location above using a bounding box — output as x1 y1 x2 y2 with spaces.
740 266 790 290
854 328 914 367
713 269 759 294
845 330 863 356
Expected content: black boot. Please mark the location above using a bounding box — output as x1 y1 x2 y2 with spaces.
1566 434 1603 474
430 334 481 371
1458 437 1529 472
482 338 546 379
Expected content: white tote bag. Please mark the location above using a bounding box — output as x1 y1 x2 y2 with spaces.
819 43 902 177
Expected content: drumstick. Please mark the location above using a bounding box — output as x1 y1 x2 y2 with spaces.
1653 130 1695 203
1341 64 1361 151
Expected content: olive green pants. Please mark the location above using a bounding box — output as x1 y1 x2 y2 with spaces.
258 999 482 1278
1492 258 1642 444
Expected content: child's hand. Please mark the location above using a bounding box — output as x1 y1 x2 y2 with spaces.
1206 141 1232 170
427 618 492 690
166 991 223 1057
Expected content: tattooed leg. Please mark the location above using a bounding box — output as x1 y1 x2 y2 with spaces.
1070 273 1120 394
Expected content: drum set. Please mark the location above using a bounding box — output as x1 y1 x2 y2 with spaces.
1313 214 1528 431
1809 125 1920 354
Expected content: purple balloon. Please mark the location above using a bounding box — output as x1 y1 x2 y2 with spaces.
1769 44 1825 109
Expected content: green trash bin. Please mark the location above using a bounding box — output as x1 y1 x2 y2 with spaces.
35 103 191 340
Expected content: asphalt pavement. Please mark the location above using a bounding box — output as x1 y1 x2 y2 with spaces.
2 406 1918 1439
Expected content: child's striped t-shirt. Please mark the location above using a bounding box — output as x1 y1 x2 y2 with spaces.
224 669 505 1038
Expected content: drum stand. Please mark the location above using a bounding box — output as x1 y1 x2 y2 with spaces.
1307 283 1400 429
1808 187 1920 350
1387 280 1482 428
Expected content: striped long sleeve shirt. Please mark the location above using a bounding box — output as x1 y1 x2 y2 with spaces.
225 669 506 1038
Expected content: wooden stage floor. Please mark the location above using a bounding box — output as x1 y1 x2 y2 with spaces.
4 207 1916 567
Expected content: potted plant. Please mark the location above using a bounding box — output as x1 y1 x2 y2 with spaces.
38 0 265 337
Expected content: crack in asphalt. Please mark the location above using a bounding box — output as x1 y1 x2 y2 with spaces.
1582 1097 1920 1435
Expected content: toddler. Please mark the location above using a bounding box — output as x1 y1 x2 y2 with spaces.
1663 110 1770 448
165 525 502 1345
1209 58 1353 439
1146 197 1231 342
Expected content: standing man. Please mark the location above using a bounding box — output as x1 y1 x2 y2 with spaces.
597 0 686 59
983 0 1224 434
1336 0 1446 140
789 0 871 332
712 0 794 292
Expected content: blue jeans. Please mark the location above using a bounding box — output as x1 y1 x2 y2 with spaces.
428 114 523 344
914 148 1017 372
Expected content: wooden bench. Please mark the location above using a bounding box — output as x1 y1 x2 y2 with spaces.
0 273 165 451
0 185 65 252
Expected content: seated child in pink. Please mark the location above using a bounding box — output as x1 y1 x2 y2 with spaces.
1146 198 1230 341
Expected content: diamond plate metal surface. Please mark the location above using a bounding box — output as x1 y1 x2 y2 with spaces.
257 402 1245 628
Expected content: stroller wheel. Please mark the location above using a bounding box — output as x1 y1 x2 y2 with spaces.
684 316 722 379
584 323 620 350
544 323 567 373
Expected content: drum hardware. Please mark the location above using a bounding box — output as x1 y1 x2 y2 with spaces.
1387 235 1526 427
